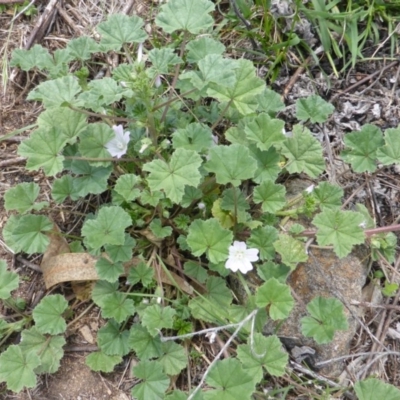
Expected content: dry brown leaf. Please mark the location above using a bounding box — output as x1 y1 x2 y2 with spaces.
41 225 194 295
79 325 95 344
41 252 99 289
40 223 98 289
138 228 162 247
158 268 194 295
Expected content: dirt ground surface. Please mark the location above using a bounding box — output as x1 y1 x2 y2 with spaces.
1 0 400 399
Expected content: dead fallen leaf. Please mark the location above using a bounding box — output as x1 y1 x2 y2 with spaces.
79 325 95 344
41 252 99 289
41 224 194 295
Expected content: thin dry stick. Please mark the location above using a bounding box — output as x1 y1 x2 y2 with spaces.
160 316 253 342
351 300 400 312
176 310 259 400
301 224 400 239
290 361 357 400
339 291 389 351
359 254 400 379
377 251 400 281
330 60 399 102
0 239 14 254
321 123 336 184
10 0 58 82
366 176 381 226
229 0 259 52
389 252 400 281
184 341 192 393
357 352 394 381
387 59 400 107
67 302 96 328
280 373 324 399
282 55 312 100
117 356 132 389
214 333 230 360
316 350 400 367
121 0 136 15
357 65 387 97
340 181 368 209
25 0 59 48
10 0 59 82
16 256 42 273
371 23 400 59
0 157 26 167
55 4 84 35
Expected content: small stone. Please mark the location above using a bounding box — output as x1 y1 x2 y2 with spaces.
263 245 369 377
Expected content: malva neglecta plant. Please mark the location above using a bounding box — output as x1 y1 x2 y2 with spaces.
2 0 400 398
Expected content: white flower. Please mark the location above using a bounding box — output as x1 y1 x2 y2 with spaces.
225 241 259 274
305 184 315 194
137 43 143 63
139 138 152 154
105 125 130 158
155 75 162 87
139 143 149 153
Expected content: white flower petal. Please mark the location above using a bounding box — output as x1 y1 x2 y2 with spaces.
245 248 259 262
225 258 239 272
106 125 130 158
112 124 124 137
238 259 253 274
155 75 162 87
229 244 240 255
233 241 247 250
305 184 315 194
137 43 143 63
225 241 259 274
123 131 130 142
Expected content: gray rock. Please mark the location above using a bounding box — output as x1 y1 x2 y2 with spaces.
263 245 369 377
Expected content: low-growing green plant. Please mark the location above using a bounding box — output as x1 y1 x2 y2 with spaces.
2 0 400 398
0 1 37 17
232 0 400 78
305 0 400 72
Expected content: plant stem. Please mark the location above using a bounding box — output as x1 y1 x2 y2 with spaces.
275 208 300 217
68 106 136 123
301 224 400 238
211 100 233 131
147 112 158 145
160 32 188 124
152 89 196 111
64 156 140 164
236 272 252 299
